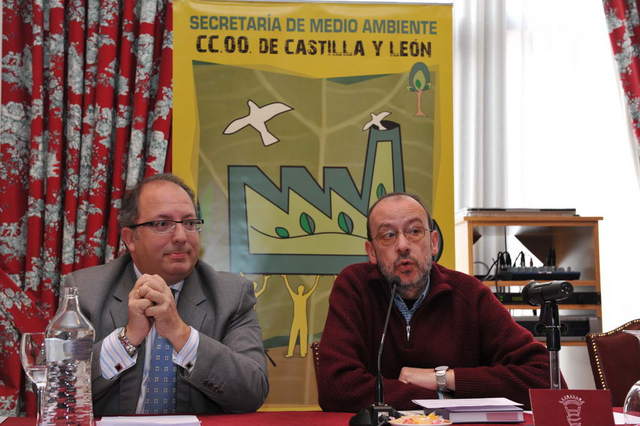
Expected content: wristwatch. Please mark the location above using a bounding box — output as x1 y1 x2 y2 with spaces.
434 365 449 393
118 327 139 357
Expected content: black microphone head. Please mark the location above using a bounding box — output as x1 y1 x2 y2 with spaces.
388 276 401 288
555 281 573 302
522 281 536 306
522 280 573 305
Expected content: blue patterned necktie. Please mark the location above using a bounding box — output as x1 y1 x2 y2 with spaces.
143 289 177 414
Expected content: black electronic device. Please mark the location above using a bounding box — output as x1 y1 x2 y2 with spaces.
494 291 600 305
515 315 601 340
480 266 581 281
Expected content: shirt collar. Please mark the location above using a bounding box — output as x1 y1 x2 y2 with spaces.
393 274 431 323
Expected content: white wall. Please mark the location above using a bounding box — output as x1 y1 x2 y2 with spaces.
560 346 595 389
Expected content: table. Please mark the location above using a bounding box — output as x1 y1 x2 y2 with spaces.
2 411 535 425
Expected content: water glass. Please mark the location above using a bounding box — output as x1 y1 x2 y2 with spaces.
20 332 47 425
624 330 640 425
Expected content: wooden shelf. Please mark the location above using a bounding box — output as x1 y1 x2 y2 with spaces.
456 214 602 341
482 280 598 287
549 340 586 347
504 304 600 313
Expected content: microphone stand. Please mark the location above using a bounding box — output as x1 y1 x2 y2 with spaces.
536 301 562 389
523 280 572 390
350 280 399 426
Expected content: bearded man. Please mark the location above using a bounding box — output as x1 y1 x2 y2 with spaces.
317 193 552 411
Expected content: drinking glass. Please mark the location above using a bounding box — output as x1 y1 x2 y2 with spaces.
20 332 47 425
624 330 640 425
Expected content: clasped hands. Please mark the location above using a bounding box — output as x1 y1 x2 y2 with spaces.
398 367 456 392
126 274 190 352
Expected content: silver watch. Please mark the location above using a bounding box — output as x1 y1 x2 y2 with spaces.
435 365 449 392
118 327 139 357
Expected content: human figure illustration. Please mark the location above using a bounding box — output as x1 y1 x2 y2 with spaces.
241 273 271 300
282 275 320 358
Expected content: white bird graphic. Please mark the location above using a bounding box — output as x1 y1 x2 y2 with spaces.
362 111 391 131
223 100 293 146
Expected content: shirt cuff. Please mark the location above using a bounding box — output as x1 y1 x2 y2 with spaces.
173 326 199 372
100 327 138 379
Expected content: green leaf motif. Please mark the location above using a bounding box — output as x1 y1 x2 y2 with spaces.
299 212 316 234
408 62 430 92
413 72 427 91
338 212 354 234
275 227 290 238
376 183 387 200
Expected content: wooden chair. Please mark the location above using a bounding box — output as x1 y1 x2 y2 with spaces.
586 318 640 406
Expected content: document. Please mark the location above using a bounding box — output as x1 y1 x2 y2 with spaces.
412 398 524 424
615 411 640 425
438 405 524 423
412 397 523 409
96 415 200 426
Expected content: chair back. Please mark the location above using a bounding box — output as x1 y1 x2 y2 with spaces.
311 341 320 380
586 318 640 406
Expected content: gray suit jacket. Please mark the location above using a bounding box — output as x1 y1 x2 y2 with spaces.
67 254 268 416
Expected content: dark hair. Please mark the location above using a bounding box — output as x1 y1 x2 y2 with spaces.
118 173 197 227
366 192 433 241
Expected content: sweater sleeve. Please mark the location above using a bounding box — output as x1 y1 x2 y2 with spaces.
317 268 437 412
452 284 554 407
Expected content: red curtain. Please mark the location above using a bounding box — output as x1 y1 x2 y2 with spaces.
0 0 172 415
603 0 640 169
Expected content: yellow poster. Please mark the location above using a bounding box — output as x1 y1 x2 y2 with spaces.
173 0 453 407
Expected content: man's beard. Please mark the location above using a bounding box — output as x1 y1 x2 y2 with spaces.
377 255 431 299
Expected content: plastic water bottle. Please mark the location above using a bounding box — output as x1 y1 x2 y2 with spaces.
43 286 95 425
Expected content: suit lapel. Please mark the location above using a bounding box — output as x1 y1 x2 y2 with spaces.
175 267 209 413
108 265 136 329
177 269 208 330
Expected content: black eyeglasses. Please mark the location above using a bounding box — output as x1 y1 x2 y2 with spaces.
128 219 204 234
374 226 430 247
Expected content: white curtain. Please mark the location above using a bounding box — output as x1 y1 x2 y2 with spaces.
455 0 508 209
455 0 640 209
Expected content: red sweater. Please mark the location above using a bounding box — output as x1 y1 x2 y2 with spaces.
318 262 552 411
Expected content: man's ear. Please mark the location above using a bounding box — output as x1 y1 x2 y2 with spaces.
121 227 135 253
365 240 378 265
430 229 440 258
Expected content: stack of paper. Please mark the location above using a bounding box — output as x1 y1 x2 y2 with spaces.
96 415 201 426
412 397 524 423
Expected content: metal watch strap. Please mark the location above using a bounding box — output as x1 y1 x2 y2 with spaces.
118 327 138 357
435 365 449 393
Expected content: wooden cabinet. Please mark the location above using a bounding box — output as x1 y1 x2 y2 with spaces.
455 214 602 345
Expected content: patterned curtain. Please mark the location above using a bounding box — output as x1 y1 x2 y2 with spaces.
603 0 640 179
0 0 172 415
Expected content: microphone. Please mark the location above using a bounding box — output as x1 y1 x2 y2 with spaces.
522 281 573 306
522 281 572 389
350 276 400 426
376 276 399 404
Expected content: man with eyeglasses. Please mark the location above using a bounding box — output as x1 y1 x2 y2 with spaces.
67 173 268 416
318 192 552 412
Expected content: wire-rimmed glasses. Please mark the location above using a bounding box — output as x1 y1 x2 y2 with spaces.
373 225 429 246
127 218 204 234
